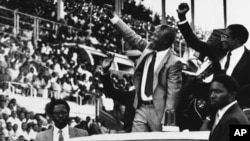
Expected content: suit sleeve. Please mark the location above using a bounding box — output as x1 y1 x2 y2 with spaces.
35 133 41 141
178 22 222 74
79 129 89 136
213 118 241 141
112 17 148 51
178 22 215 59
165 60 183 111
100 73 134 105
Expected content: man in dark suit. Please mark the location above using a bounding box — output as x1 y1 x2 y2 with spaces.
177 3 250 88
100 54 135 132
201 74 249 141
104 5 183 132
35 99 88 141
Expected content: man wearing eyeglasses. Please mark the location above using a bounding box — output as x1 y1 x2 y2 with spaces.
177 3 250 88
35 99 88 141
175 3 250 131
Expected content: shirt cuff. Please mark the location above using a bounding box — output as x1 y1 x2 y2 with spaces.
178 20 188 25
110 15 119 24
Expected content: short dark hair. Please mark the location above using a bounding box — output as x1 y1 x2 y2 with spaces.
158 25 176 47
227 24 249 45
212 74 239 94
47 99 70 117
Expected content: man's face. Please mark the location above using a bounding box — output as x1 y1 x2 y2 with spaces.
221 29 237 51
209 81 231 109
0 101 5 108
21 123 27 130
151 26 169 51
51 104 69 129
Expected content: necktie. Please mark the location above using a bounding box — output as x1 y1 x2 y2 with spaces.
59 130 64 141
224 51 231 71
145 52 156 97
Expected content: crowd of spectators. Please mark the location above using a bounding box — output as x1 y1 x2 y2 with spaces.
0 0 160 105
0 0 212 138
0 96 112 141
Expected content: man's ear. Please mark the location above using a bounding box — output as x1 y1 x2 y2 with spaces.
237 38 243 45
229 91 237 101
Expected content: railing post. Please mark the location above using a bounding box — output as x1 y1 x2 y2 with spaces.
16 13 20 35
13 10 17 36
34 17 38 42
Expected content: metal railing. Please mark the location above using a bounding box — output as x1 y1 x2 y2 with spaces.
0 81 98 106
0 6 80 42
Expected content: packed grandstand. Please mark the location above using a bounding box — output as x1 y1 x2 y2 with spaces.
0 0 212 140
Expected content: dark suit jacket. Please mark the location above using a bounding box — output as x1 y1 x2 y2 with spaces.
243 109 250 122
113 16 183 124
100 74 135 132
178 22 250 88
35 127 88 141
209 103 249 141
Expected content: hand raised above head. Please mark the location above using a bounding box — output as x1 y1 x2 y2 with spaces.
177 3 190 14
176 3 190 21
103 4 114 18
101 53 115 72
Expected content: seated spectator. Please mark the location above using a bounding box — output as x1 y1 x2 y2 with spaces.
11 123 21 141
19 122 28 137
7 110 22 128
0 68 11 83
25 112 36 125
0 96 11 116
25 123 36 141
3 122 14 140
8 98 19 112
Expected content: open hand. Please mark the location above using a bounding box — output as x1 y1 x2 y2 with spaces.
101 53 115 72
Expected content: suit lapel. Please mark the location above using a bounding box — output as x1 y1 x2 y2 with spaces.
69 127 77 138
210 103 238 139
154 49 171 92
44 128 53 141
232 47 249 77
135 46 154 71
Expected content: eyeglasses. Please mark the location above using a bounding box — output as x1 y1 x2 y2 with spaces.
221 33 231 39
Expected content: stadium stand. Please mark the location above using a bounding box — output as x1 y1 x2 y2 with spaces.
0 0 212 140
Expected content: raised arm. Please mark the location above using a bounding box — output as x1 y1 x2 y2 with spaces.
176 3 214 58
103 4 148 51
100 53 134 105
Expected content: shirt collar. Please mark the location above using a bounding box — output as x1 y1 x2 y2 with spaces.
243 108 250 112
155 48 169 58
217 101 237 119
53 124 69 136
230 45 244 55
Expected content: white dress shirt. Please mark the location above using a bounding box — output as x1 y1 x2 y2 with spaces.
140 49 169 101
220 45 245 76
53 125 70 141
179 20 246 78
110 15 170 101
